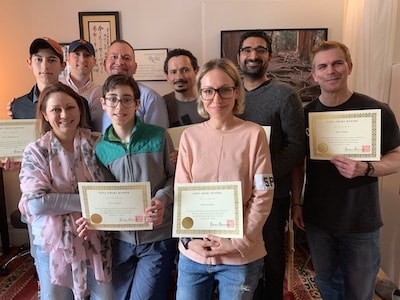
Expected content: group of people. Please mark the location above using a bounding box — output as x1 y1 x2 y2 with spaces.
2 29 399 300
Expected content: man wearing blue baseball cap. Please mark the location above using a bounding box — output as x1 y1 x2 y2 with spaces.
61 39 103 131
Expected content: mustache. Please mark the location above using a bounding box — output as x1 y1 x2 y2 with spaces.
244 58 263 64
173 80 188 85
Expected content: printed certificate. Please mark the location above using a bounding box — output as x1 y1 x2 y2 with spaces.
0 119 36 161
78 182 152 231
308 109 381 161
173 181 243 238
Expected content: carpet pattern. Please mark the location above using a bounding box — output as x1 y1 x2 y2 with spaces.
0 248 38 300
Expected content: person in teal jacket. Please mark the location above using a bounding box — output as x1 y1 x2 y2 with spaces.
95 74 177 300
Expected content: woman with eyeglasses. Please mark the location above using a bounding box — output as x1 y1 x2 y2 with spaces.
175 58 274 300
18 83 113 299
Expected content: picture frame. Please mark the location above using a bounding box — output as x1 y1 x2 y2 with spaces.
221 28 328 103
78 11 121 84
134 48 168 81
59 43 70 80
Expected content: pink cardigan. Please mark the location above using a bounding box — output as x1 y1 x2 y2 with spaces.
175 121 274 265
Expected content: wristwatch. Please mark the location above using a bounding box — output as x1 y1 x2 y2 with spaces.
181 238 192 250
365 161 375 176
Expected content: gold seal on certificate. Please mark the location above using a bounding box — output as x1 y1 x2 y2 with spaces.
308 109 381 161
78 182 153 231
182 217 194 229
173 181 243 238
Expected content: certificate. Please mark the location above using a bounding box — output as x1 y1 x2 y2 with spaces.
308 109 381 161
0 119 36 161
167 125 192 150
78 182 152 231
173 181 243 238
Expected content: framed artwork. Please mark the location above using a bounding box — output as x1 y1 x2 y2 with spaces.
59 43 70 80
134 48 168 81
79 11 121 84
221 28 328 102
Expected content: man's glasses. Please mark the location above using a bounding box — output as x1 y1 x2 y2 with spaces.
103 96 137 108
239 46 269 55
200 86 236 101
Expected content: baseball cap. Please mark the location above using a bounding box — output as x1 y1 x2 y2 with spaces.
69 39 96 57
30 37 64 63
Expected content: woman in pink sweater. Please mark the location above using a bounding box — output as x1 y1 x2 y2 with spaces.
175 58 274 300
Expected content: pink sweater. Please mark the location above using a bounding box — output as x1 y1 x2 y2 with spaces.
175 121 274 265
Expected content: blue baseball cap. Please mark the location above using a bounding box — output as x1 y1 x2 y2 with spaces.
69 39 95 57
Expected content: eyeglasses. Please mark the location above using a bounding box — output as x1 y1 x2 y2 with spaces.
103 96 137 108
239 46 269 55
200 86 236 101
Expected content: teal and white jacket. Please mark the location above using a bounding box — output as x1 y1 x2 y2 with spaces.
96 119 176 245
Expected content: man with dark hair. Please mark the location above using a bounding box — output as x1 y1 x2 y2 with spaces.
237 30 305 300
163 48 206 127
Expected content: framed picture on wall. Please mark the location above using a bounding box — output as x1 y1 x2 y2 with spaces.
134 48 168 81
221 28 328 103
59 43 70 80
79 11 121 84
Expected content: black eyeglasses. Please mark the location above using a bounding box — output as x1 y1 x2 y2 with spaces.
103 96 137 108
239 46 269 55
200 86 236 101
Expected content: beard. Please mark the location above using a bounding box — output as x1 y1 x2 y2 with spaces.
239 58 268 79
174 80 189 93
175 88 188 93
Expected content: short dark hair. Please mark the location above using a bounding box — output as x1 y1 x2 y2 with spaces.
37 83 88 135
238 31 272 55
163 48 199 74
109 39 135 54
102 74 141 100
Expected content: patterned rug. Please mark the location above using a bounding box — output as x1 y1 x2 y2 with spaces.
0 248 38 300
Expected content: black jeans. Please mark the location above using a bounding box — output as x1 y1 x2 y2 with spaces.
253 196 290 300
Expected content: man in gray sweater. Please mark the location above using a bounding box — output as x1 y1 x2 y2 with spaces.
237 30 305 300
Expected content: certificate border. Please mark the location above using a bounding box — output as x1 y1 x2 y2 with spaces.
79 182 152 230
309 109 381 160
0 119 36 161
174 182 243 238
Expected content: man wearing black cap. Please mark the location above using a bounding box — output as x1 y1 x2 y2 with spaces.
61 39 102 131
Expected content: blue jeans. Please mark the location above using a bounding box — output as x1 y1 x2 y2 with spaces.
176 253 263 300
305 223 380 300
35 245 113 300
112 238 177 300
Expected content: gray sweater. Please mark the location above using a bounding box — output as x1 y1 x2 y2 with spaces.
240 79 305 198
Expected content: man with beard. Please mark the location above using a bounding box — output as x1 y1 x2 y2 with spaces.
100 39 169 131
163 48 207 127
237 31 305 300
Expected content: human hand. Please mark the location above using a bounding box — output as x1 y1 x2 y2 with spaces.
75 217 95 240
169 150 178 164
203 235 238 257
330 155 366 179
145 198 165 226
0 157 21 171
291 206 305 230
6 101 12 118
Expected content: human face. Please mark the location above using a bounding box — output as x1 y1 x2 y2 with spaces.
42 92 81 139
238 37 270 79
104 43 137 76
27 49 65 86
312 48 353 95
200 69 238 121
67 48 96 78
166 56 197 94
101 85 139 128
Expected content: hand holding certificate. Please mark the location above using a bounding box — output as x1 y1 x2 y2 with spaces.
308 109 381 161
78 182 153 231
173 181 243 238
